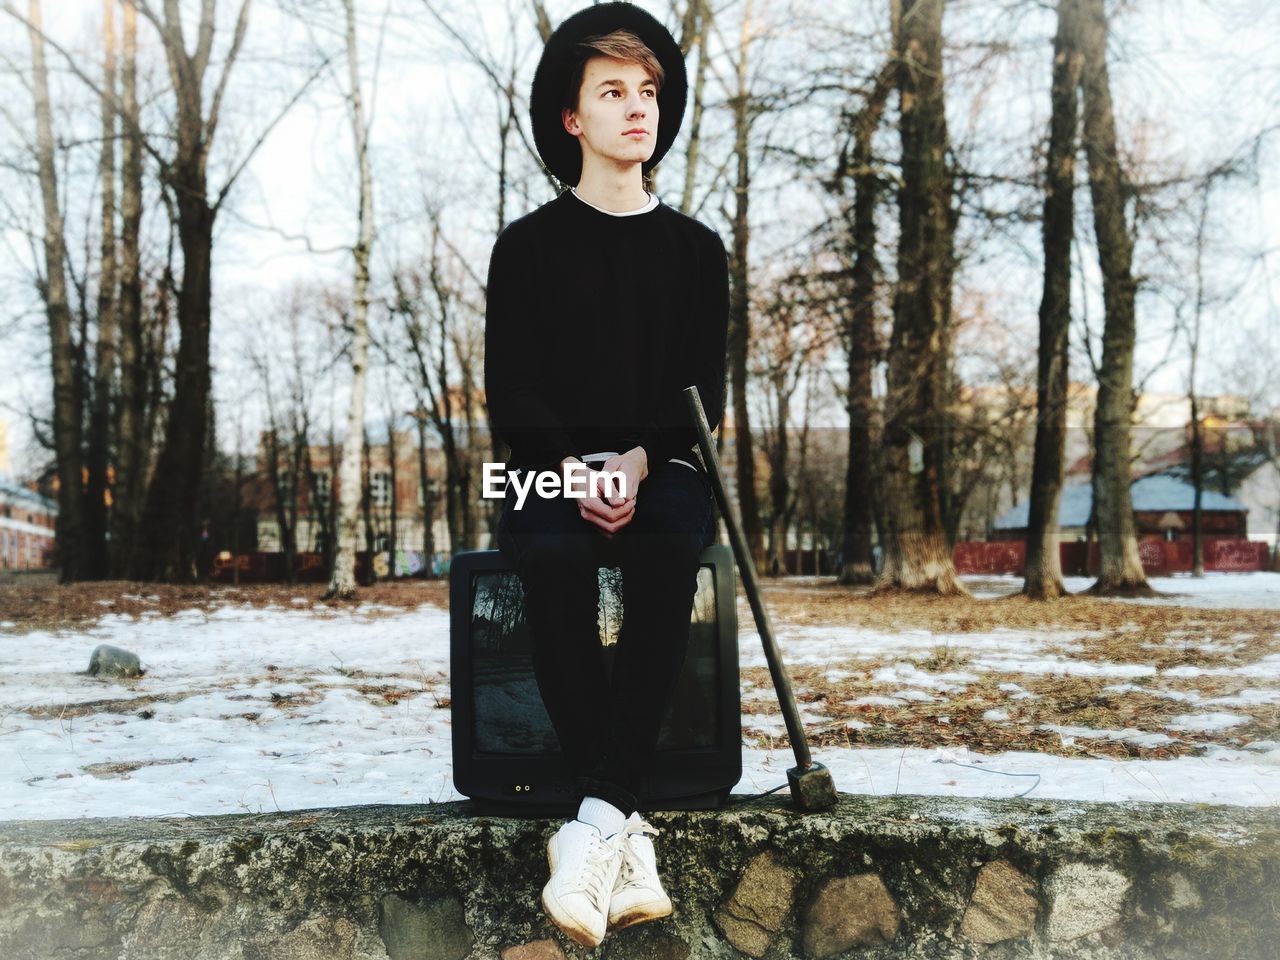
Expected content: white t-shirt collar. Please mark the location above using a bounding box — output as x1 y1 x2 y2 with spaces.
570 186 659 216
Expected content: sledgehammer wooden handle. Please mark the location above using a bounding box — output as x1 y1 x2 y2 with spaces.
684 385 837 810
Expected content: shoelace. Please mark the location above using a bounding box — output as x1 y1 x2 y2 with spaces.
575 830 624 911
615 820 660 891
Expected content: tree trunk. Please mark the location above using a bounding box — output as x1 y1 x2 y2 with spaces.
263 424 295 584
324 427 340 571
1024 0 1084 600
679 0 709 215
765 371 790 578
232 432 243 586
396 259 467 561
837 61 894 586
1190 391 1204 576
361 429 375 580
388 419 399 577
878 0 965 595
133 187 214 581
28 0 86 583
1189 183 1211 579
85 0 119 581
728 0 764 568
457 353 478 549
1079 0 1150 595
326 0 375 599
443 428 464 556
303 442 331 559
111 0 146 576
415 415 436 577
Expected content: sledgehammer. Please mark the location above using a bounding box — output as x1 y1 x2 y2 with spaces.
684 385 838 811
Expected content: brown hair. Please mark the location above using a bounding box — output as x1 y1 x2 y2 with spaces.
563 29 665 114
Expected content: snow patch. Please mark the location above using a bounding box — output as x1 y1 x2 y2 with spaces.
1166 712 1250 732
1039 724 1179 748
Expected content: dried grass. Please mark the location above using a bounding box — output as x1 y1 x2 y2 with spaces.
0 578 449 633
733 580 1280 760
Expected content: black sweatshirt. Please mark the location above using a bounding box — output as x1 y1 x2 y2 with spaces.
483 188 729 474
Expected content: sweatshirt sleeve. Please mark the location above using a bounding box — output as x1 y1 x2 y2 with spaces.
483 225 578 468
630 227 729 470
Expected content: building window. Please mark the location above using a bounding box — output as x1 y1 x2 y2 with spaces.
311 468 332 502
371 471 392 508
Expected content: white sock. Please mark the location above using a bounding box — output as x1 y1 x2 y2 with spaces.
576 796 626 838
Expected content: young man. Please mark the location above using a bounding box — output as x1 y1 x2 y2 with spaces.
483 2 729 949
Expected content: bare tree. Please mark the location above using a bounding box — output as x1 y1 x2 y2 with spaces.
831 59 895 585
383 373 400 576
753 285 803 575
250 293 319 585
7 0 333 580
878 0 965 594
84 0 119 580
1179 164 1246 577
1187 180 1210 578
1023 0 1084 599
112 0 150 577
390 220 480 557
677 0 711 214
943 363 1038 544
258 412 301 584
326 0 378 599
124 0 257 581
415 0 559 220
751 254 838 576
725 0 766 568
25 0 85 583
411 409 438 577
360 425 375 574
1079 0 1149 595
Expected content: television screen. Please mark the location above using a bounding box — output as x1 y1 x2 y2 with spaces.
468 565 722 756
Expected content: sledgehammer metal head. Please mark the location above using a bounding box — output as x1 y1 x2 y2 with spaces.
788 762 838 811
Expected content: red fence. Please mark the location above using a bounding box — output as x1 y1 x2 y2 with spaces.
953 538 1273 576
952 540 1026 575
209 551 377 584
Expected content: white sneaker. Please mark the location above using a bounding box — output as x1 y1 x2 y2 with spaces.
542 819 625 948
607 812 673 932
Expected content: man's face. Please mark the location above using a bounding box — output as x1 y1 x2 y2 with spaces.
562 56 659 173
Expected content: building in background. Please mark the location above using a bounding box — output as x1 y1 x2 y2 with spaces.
0 477 57 570
956 386 1279 546
245 428 453 574
992 474 1249 541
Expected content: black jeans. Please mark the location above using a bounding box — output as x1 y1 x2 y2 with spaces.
496 458 716 815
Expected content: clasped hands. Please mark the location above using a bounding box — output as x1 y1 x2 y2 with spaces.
560 447 648 538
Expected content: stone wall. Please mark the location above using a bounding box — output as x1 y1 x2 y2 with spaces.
0 794 1276 959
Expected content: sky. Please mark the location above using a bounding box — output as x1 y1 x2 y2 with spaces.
0 0 1277 479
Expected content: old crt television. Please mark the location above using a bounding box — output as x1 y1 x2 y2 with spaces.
450 545 740 816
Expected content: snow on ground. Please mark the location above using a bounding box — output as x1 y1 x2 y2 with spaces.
738 741 1279 807
2 573 1278 820
1 601 458 819
964 571 1280 608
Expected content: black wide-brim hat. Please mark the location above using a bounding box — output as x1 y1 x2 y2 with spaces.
530 2 687 186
